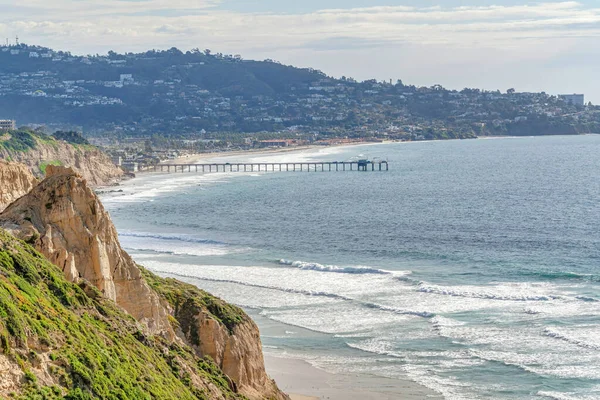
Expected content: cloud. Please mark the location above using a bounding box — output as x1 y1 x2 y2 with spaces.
1 1 599 51
0 0 222 19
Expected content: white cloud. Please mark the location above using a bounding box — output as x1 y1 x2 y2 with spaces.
1 1 599 51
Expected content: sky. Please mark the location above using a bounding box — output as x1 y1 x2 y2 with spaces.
1 0 599 102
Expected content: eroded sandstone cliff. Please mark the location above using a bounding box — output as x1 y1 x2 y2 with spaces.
0 166 173 338
144 270 289 400
0 160 38 212
0 165 289 400
0 129 122 186
0 228 246 399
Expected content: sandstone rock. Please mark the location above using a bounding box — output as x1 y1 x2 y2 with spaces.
0 160 38 212
0 165 290 400
200 313 285 400
0 166 173 338
144 272 290 400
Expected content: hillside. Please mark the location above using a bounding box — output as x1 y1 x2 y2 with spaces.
0 128 122 186
0 165 288 400
1 44 599 139
0 228 247 399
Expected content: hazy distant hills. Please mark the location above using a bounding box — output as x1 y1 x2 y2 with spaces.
1 44 599 139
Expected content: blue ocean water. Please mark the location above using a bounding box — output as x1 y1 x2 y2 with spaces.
102 135 600 399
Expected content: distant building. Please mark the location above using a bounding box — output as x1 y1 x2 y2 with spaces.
121 161 139 172
0 120 16 131
111 156 123 166
258 139 295 148
559 94 585 106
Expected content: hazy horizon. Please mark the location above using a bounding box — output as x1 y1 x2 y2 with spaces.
1 0 598 102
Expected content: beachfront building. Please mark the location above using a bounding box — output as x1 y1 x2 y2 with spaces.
0 120 16 131
259 139 295 148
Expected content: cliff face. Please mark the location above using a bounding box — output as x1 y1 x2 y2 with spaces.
0 166 173 338
0 133 122 186
145 271 289 400
0 228 246 400
0 161 38 212
0 165 289 400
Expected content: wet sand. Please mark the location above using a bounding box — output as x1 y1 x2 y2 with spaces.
265 355 441 400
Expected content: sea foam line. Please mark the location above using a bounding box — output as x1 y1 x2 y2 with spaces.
417 283 563 302
543 328 600 351
153 269 433 319
119 232 225 245
278 259 400 275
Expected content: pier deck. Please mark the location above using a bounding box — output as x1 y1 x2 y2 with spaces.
142 161 389 173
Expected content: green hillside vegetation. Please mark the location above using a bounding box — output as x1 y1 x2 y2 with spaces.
51 131 90 146
0 129 55 153
0 128 93 154
0 229 245 400
142 268 247 335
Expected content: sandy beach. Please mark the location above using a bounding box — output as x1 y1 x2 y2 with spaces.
159 142 389 165
265 355 441 400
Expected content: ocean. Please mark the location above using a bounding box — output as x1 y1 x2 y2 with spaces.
101 135 600 400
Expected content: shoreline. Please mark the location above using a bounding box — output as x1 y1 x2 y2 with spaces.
264 355 440 400
159 141 389 166
103 141 442 400
149 133 595 168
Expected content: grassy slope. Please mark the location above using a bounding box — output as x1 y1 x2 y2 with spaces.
141 268 248 336
0 129 50 153
0 228 245 400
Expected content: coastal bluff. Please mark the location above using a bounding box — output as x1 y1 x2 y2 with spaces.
0 160 38 212
0 128 123 186
0 165 288 399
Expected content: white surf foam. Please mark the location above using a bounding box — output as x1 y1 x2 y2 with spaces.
278 259 399 275
418 282 565 301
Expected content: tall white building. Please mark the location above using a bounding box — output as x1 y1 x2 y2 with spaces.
559 94 585 106
0 120 16 131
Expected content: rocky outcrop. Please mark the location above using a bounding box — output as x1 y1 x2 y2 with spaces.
0 161 38 212
0 138 122 186
0 165 289 400
0 166 173 338
0 228 246 399
144 271 290 400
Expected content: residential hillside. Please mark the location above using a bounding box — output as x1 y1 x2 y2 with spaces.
1 44 599 140
0 128 123 186
0 165 288 400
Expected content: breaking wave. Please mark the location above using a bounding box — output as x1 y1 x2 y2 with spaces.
543 328 600 351
119 232 225 245
417 283 563 301
278 259 398 275
152 269 432 319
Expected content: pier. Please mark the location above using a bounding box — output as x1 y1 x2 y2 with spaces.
142 160 389 173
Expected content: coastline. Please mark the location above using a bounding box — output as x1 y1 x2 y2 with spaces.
93 135 600 399
103 140 442 400
265 355 440 400
159 141 390 165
